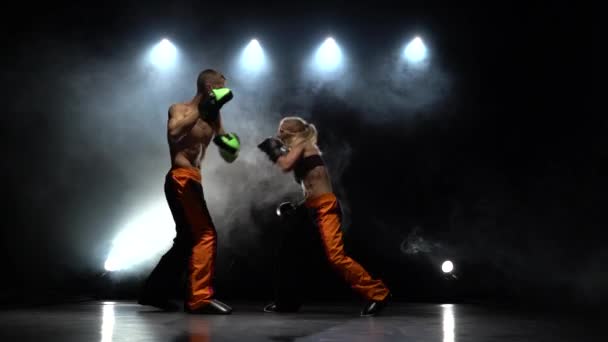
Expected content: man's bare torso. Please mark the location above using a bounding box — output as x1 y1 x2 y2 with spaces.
168 103 214 169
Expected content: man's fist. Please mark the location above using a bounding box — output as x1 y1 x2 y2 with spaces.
199 88 233 122
213 132 240 163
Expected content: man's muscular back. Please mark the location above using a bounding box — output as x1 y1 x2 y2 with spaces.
167 102 215 169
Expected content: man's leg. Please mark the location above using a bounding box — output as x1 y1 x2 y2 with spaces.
137 237 188 311
138 176 191 311
267 203 310 312
180 180 231 314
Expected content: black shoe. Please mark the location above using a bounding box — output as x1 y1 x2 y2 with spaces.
186 299 233 315
138 297 179 312
360 294 391 317
263 302 300 313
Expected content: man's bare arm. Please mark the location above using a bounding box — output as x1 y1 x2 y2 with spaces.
167 105 200 142
211 112 226 136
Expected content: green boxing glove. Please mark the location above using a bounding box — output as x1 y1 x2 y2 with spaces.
199 88 233 122
213 133 240 163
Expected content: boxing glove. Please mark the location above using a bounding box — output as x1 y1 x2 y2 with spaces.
213 133 240 163
276 202 296 217
257 137 288 163
199 88 233 122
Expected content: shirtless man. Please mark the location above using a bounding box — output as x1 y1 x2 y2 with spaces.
138 69 240 314
258 116 390 317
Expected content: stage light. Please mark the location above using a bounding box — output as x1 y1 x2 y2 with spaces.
240 39 267 73
314 37 343 72
104 200 174 272
442 260 454 273
403 36 427 63
149 38 177 69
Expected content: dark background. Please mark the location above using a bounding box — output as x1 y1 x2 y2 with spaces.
1 1 603 310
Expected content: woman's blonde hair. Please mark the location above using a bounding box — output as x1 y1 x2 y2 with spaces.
278 116 318 148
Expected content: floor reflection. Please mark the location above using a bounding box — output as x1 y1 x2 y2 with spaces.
0 301 601 342
441 304 455 342
101 302 115 342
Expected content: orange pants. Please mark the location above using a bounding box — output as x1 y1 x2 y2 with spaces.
306 193 390 302
140 167 217 311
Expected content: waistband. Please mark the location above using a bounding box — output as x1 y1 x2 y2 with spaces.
168 166 202 183
304 192 337 208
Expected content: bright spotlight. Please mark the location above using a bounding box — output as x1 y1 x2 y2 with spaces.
314 37 343 72
149 38 177 69
442 260 454 273
403 36 427 63
240 39 266 72
104 201 174 272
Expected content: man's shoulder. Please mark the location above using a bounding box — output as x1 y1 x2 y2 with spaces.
168 102 189 116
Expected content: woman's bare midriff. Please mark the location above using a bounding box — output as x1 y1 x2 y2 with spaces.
302 165 333 200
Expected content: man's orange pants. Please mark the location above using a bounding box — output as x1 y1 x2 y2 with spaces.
139 167 217 311
305 193 390 302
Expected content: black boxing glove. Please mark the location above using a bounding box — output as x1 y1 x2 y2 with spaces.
257 137 288 163
276 202 296 217
199 88 233 122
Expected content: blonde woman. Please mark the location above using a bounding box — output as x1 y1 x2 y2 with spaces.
258 116 391 316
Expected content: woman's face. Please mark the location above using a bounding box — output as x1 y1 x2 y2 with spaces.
277 119 304 145
277 123 289 140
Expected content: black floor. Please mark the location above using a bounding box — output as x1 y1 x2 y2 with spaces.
0 300 605 341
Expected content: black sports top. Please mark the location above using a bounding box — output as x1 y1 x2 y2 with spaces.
293 154 325 184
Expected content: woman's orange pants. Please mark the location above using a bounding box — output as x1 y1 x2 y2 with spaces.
305 193 390 302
